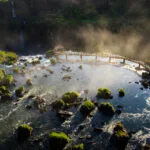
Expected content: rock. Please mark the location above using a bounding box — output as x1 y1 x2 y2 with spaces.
115 110 122 115
142 72 150 79
140 87 144 90
117 105 123 109
25 105 32 109
62 75 72 81
135 82 139 84
44 74 48 78
141 80 149 88
86 135 92 140
57 110 73 117
78 124 85 130
94 127 103 133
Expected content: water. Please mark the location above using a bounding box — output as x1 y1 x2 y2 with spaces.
0 55 149 149
10 0 16 18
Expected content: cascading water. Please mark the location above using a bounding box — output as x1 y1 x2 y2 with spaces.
19 31 25 50
10 0 16 18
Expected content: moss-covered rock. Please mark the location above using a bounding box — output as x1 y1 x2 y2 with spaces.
16 124 33 141
0 69 5 84
50 58 56 65
52 99 65 110
80 100 95 115
79 65 83 70
62 91 79 103
49 131 70 150
13 68 20 74
119 88 125 97
0 50 18 65
98 102 115 116
32 60 40 65
2 74 14 87
26 79 33 86
96 88 112 99
46 50 54 58
111 122 129 149
0 86 11 101
15 86 25 97
73 143 84 150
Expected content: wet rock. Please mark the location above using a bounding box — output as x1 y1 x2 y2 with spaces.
44 74 48 78
141 80 149 88
94 127 103 133
26 79 33 86
86 135 92 140
140 87 144 90
57 110 73 117
117 105 123 109
25 104 32 109
62 75 72 81
142 72 150 79
135 81 139 84
115 110 122 115
78 124 85 130
28 94 36 99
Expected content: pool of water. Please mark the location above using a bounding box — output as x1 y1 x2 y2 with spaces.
0 55 149 149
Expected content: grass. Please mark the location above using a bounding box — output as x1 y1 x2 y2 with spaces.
98 102 115 116
73 143 84 150
97 88 112 99
17 124 33 141
80 100 95 115
62 91 79 103
119 88 125 97
0 50 18 65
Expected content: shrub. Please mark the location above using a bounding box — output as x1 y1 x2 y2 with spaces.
98 102 115 116
0 50 18 65
0 86 11 101
13 68 20 74
46 50 54 58
15 86 25 97
111 122 129 149
52 99 65 110
32 60 40 65
16 124 33 141
49 132 70 150
119 88 125 97
97 88 112 99
73 143 84 150
50 58 56 65
80 100 95 115
62 91 79 103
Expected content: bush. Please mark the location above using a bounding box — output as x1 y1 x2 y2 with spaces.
111 122 129 149
16 124 33 141
97 88 112 99
98 102 115 116
50 58 56 65
0 86 11 101
52 99 65 110
80 100 95 115
49 132 70 150
32 60 40 65
119 88 125 97
15 86 25 97
13 68 20 74
73 143 84 150
62 91 79 103
46 50 54 58
0 50 18 65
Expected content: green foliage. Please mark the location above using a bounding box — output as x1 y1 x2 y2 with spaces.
52 99 65 110
16 124 33 141
73 143 84 150
49 132 70 150
15 86 25 97
80 100 95 115
62 91 79 103
0 86 11 101
0 50 18 65
2 74 13 87
98 102 115 116
119 88 125 97
50 58 56 65
13 68 20 74
46 50 54 58
32 60 40 65
97 88 112 99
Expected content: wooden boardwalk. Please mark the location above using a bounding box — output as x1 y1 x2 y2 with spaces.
54 51 150 72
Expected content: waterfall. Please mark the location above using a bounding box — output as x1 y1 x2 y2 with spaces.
20 31 25 50
10 0 16 18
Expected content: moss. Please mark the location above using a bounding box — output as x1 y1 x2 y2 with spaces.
13 68 20 74
62 91 79 103
2 74 13 87
119 88 125 97
80 100 95 115
47 69 54 74
96 88 112 99
0 86 11 101
98 102 115 116
0 69 5 83
49 131 70 150
50 58 56 65
0 50 18 65
16 124 33 141
52 99 65 110
32 60 40 65
73 143 84 150
24 62 29 67
26 79 32 86
46 50 54 58
15 86 25 97
79 65 83 69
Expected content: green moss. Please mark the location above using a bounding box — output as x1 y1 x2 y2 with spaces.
97 88 112 99
50 58 56 65
62 91 79 103
32 60 40 65
13 68 20 74
0 50 18 65
2 74 13 87
119 88 125 97
46 50 54 58
0 69 5 83
16 124 33 141
80 100 95 115
98 102 115 116
73 143 84 150
26 79 32 86
52 99 65 110
15 86 25 97
0 86 11 101
49 132 70 150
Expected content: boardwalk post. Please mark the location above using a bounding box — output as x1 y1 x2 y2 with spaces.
109 57 111 63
